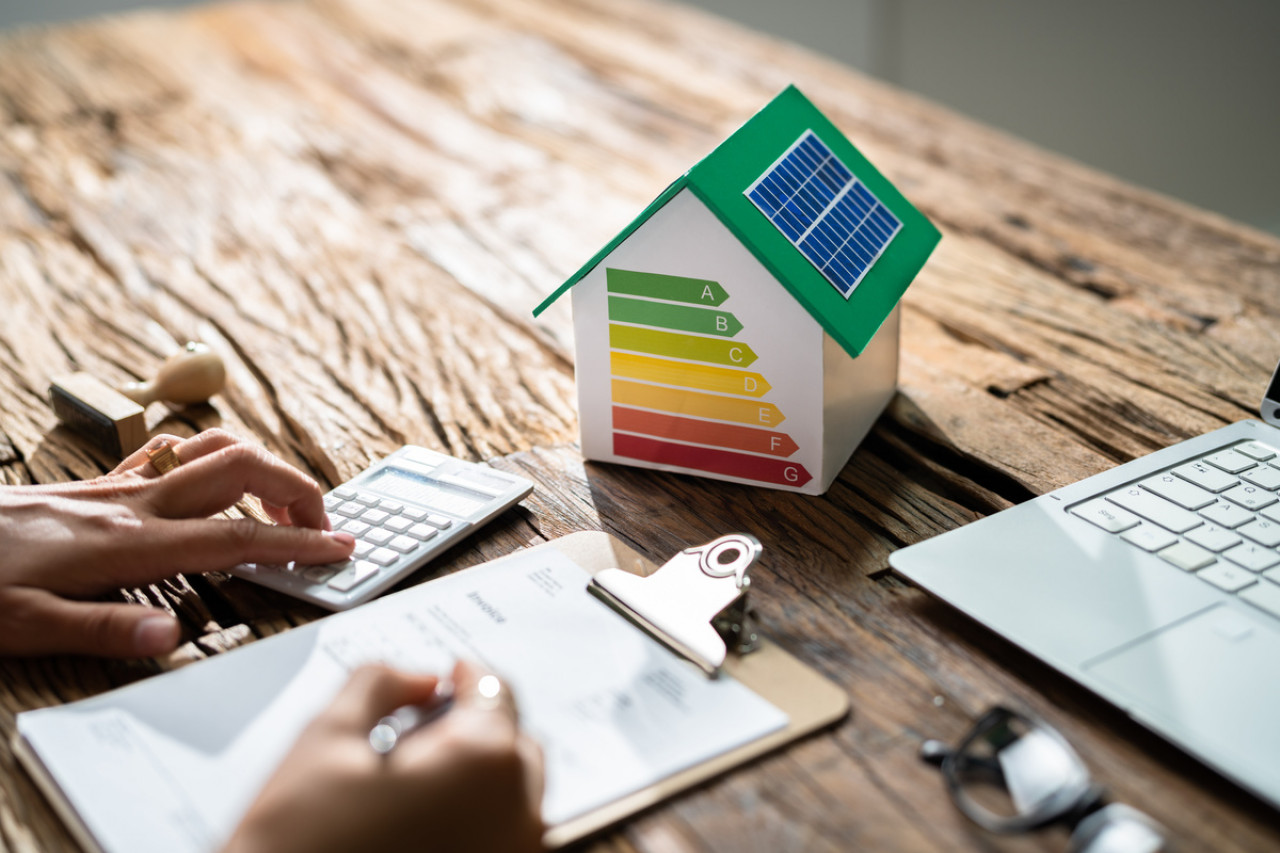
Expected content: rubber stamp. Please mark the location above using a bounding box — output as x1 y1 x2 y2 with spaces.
49 343 228 457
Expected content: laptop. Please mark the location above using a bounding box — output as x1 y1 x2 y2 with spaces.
890 360 1280 810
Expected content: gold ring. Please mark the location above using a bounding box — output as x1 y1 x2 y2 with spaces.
145 438 182 474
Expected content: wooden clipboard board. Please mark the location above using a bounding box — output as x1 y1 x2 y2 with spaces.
544 531 850 849
13 531 849 853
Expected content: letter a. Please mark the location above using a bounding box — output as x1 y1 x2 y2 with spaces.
701 284 715 301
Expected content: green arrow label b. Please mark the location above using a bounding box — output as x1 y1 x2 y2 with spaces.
608 296 743 337
606 268 728 306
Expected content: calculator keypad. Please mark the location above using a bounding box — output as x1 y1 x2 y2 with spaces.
320 490 454 592
233 445 534 611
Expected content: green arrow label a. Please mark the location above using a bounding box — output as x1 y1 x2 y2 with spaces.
606 268 728 306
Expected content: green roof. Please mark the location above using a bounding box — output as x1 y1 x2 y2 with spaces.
533 85 940 358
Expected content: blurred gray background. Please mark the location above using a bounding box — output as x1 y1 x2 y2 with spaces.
4 0 1278 237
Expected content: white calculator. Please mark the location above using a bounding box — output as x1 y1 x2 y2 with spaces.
229 446 535 610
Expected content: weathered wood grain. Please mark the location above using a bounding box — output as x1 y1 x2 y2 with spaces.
1 0 1278 851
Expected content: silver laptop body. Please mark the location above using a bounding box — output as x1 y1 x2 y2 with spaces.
891 372 1280 811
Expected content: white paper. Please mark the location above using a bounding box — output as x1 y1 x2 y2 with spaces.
18 547 789 852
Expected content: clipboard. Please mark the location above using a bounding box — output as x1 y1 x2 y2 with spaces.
544 531 849 848
13 531 849 852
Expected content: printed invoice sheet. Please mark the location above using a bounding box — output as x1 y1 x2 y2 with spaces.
16 545 788 853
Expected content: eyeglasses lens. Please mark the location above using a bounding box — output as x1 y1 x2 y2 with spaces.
953 712 1091 823
1068 804 1168 853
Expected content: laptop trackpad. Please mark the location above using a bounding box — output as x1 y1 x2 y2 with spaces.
1084 604 1280 796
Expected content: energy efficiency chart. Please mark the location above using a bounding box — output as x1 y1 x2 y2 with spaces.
606 267 812 487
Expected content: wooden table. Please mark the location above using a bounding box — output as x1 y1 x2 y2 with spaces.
2 0 1278 850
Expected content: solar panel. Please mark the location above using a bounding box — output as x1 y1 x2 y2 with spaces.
745 130 901 298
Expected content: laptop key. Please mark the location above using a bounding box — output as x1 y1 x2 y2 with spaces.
1205 449 1259 474
1197 563 1258 593
1158 541 1216 572
1241 465 1280 490
1108 488 1203 533
1121 524 1178 552
1070 498 1141 532
1239 580 1280 620
1199 500 1255 529
1222 542 1280 572
1173 460 1239 493
1221 484 1278 512
1185 523 1242 552
1140 473 1217 510
1238 518 1280 548
1237 441 1279 461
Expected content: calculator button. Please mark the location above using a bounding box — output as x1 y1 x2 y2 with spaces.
388 535 419 554
401 507 428 522
379 500 405 514
333 487 357 500
360 508 392 526
353 493 380 506
335 501 366 518
323 496 342 512
423 513 454 530
406 523 439 542
352 540 375 558
327 561 380 592
384 516 413 534
302 565 340 583
339 519 372 538
365 528 395 546
367 548 399 567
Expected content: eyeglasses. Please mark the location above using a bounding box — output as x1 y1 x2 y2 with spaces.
920 706 1171 853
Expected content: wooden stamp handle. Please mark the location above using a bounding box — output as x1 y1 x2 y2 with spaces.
119 342 227 406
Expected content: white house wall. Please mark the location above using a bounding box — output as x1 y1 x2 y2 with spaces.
571 188 827 492
820 303 899 489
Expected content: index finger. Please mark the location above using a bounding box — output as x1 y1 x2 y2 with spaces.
142 442 329 529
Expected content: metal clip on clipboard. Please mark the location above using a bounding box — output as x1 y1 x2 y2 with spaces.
588 533 763 677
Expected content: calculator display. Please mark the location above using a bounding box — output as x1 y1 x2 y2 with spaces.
366 466 486 516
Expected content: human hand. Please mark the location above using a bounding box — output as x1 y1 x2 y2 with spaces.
226 660 545 853
0 429 354 657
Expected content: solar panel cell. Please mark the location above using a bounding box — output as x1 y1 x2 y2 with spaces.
746 130 900 298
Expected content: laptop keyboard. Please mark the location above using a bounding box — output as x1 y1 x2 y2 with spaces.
1069 439 1280 620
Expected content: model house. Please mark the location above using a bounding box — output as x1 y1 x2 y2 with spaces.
534 86 940 494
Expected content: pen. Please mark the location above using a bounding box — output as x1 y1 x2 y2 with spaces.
368 680 455 755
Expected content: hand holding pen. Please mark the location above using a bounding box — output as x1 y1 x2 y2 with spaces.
225 660 544 853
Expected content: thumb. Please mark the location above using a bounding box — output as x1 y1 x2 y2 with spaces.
0 587 180 658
